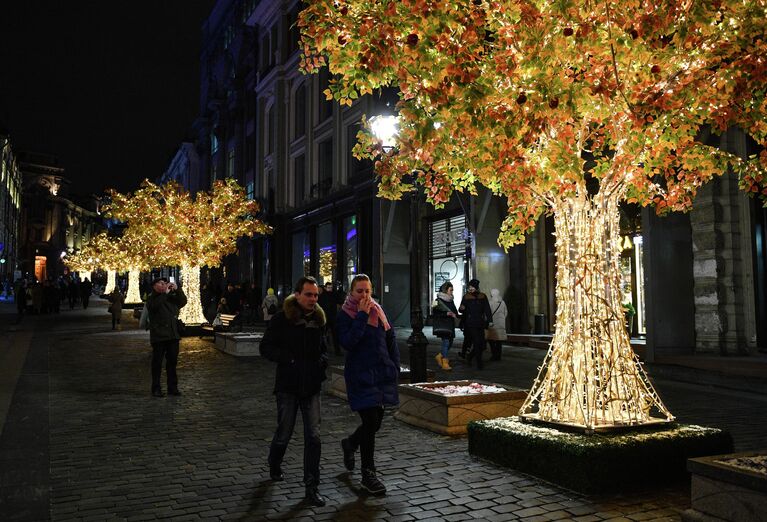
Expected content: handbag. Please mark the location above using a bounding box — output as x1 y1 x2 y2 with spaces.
432 315 455 337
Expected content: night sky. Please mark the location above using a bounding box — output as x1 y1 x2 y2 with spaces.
0 1 216 196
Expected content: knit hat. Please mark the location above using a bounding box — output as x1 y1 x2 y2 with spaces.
468 279 480 289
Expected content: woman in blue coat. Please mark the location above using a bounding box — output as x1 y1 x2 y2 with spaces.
337 274 399 496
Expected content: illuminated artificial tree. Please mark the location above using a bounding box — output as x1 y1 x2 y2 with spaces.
65 232 124 294
106 179 272 325
301 0 767 430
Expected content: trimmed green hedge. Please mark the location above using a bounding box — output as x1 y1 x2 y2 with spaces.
467 417 733 494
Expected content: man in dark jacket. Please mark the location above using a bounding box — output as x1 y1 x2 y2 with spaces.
80 277 93 309
260 276 328 507
458 279 493 370
146 277 187 397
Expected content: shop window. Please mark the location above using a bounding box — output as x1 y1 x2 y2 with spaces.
292 230 310 283
317 221 336 286
429 214 469 309
343 215 358 290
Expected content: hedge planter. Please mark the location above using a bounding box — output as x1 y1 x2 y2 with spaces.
394 381 527 436
468 417 733 494
684 452 767 522
328 365 435 401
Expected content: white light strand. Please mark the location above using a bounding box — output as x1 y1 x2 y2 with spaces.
519 191 674 431
105 270 117 295
125 268 142 304
177 264 207 325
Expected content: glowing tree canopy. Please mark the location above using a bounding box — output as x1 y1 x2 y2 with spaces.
106 179 272 325
301 0 767 430
65 232 125 294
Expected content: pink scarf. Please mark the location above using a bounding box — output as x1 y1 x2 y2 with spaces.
342 294 391 331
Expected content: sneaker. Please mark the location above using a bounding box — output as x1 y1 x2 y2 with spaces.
341 438 355 471
360 468 386 495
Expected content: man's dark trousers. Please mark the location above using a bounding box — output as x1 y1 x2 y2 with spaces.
151 340 179 392
268 392 321 486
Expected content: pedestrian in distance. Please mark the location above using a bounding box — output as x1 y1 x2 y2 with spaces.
80 277 93 309
260 276 328 507
486 288 508 361
318 281 343 355
458 279 493 370
108 288 125 330
432 281 459 370
337 274 399 496
261 287 279 322
14 279 27 323
146 277 187 398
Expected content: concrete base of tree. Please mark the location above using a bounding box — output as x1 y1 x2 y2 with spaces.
683 451 767 522
394 381 527 436
213 332 264 356
328 365 436 401
468 417 733 494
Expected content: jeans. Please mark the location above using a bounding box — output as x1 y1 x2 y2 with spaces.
348 406 384 470
151 340 179 392
269 392 322 486
440 337 453 359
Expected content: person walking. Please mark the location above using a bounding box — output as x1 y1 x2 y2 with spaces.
14 279 27 323
458 279 493 370
337 274 399 496
318 281 342 355
432 281 459 371
108 288 125 330
486 289 508 361
261 288 279 322
146 277 187 397
80 277 93 309
259 276 328 507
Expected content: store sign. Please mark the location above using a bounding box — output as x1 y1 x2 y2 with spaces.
434 228 470 245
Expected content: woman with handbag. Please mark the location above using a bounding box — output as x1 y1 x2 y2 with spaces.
432 282 459 370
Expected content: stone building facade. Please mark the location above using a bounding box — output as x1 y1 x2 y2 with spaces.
0 132 23 282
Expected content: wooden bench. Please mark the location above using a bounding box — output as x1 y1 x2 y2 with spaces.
200 313 239 337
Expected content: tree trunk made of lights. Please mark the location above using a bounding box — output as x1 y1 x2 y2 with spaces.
105 270 117 295
125 269 142 304
519 192 674 431
178 264 206 325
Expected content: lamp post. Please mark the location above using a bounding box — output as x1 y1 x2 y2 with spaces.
369 114 428 383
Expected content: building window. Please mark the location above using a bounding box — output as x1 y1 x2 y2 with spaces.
246 181 254 200
227 147 236 178
318 68 333 122
211 131 219 155
294 84 306 139
288 5 301 54
267 108 275 155
294 155 305 206
317 139 333 197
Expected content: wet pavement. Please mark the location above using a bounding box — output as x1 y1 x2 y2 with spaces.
0 298 764 521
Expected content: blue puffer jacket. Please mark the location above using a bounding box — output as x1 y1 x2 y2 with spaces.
337 310 400 412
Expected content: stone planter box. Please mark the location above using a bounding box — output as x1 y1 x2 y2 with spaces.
394 380 527 436
214 332 264 357
328 365 435 401
684 451 767 522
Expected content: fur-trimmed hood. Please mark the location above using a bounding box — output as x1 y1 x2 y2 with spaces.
283 294 327 326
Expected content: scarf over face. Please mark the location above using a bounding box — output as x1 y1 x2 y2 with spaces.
342 294 391 331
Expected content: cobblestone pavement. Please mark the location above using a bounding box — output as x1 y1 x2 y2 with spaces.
1 301 765 521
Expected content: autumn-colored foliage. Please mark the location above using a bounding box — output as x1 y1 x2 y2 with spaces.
300 0 767 247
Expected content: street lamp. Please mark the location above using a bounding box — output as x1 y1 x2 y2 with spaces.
369 113 429 383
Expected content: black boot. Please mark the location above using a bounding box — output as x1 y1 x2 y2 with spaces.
268 444 286 481
305 485 326 507
360 468 386 495
341 438 356 471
